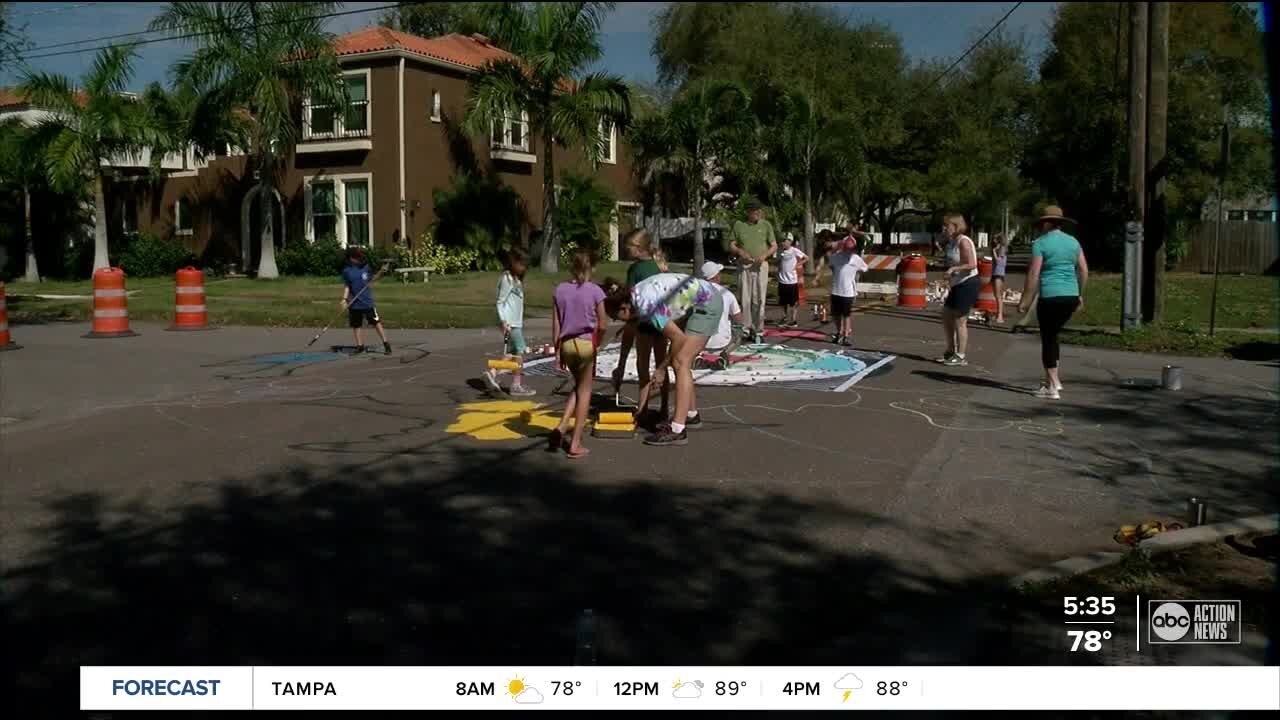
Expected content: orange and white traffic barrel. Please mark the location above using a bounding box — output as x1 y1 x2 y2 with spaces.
896 254 928 309
0 281 21 351
168 266 213 331
975 257 998 314
83 267 138 338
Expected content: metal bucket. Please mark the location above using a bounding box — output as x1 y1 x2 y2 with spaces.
1187 497 1208 527
1162 365 1184 391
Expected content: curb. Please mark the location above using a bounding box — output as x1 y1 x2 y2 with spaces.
1010 513 1279 588
1136 513 1278 556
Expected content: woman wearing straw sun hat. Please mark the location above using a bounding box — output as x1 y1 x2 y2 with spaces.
1019 204 1089 400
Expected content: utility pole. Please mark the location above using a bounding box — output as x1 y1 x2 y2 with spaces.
1209 115 1231 337
1123 1 1148 331
1143 1 1169 324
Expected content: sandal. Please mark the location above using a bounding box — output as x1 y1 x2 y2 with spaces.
566 447 591 459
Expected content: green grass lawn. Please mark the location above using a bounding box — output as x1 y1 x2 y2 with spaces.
1052 272 1279 358
1074 273 1278 330
4 262 632 329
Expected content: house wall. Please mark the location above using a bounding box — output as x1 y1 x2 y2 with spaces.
110 52 642 268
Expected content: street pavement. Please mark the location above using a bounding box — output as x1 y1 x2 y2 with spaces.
2 308 1275 711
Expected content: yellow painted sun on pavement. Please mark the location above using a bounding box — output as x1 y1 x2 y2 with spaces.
446 399 559 441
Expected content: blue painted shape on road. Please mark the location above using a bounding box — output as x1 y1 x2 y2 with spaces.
251 352 341 365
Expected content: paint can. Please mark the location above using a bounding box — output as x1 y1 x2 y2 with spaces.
1187 497 1208 527
1162 365 1183 391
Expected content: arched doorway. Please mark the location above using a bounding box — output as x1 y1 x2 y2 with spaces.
240 186 286 273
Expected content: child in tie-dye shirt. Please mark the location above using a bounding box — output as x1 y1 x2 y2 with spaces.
603 273 724 447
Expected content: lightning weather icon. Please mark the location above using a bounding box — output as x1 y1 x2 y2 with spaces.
834 673 863 704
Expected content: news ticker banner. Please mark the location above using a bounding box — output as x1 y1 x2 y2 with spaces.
83 667 1279 711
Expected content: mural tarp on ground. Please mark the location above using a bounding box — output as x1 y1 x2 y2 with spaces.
522 343 894 393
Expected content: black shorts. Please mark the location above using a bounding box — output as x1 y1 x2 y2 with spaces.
348 306 381 328
778 282 800 306
636 320 662 337
944 277 981 313
830 295 854 317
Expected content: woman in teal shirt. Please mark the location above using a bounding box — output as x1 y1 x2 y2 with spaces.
1019 205 1089 399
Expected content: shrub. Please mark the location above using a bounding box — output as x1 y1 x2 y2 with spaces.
277 237 344 277
556 171 616 266
407 232 478 275
117 232 198 278
432 173 525 271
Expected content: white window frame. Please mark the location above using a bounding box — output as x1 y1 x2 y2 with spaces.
303 68 372 140
491 110 530 152
175 197 194 236
599 119 617 164
430 90 442 122
304 172 374 248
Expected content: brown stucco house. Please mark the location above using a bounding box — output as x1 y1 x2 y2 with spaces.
109 27 643 273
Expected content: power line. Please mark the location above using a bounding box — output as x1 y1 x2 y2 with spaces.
926 2 1024 91
18 3 406 62
25 25 166 54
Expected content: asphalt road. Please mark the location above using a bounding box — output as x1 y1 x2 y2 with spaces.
2 309 1275 712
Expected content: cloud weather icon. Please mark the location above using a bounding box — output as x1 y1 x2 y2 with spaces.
834 673 863 690
673 680 704 699
514 688 544 704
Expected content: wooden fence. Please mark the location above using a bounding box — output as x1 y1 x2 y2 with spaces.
1178 221 1280 274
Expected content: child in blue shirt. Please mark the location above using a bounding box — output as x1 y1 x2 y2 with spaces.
341 246 391 354
485 249 535 397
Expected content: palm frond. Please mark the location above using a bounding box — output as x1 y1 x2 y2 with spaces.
464 59 537 137
16 71 81 119
84 43 138 98
41 125 91 192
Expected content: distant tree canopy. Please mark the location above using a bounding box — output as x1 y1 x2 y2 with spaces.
652 1 1037 249
0 2 30 74
1023 1 1272 264
379 2 502 40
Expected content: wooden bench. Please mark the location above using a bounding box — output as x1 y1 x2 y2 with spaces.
394 266 435 283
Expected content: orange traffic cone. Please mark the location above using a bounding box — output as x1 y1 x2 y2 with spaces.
0 281 21 351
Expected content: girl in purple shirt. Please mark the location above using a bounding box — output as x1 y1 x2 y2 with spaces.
550 251 607 459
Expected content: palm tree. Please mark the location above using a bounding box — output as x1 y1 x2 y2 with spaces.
19 44 163 272
0 118 51 281
665 78 752 275
150 2 347 279
465 2 631 272
769 88 862 262
625 94 679 254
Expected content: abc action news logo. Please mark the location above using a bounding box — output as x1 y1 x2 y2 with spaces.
1148 600 1242 644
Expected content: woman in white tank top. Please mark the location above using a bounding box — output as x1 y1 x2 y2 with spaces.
937 214 979 366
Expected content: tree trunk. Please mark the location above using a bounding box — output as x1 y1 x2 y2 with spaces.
803 175 815 280
21 187 40 282
92 173 110 271
257 178 279 279
877 207 892 251
539 129 558 273
692 184 704 276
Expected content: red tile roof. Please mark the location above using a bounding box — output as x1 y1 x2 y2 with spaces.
332 27 516 70
0 86 93 109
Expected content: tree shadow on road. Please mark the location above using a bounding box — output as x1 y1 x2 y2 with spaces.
912 369 1032 394
5 442 1102 717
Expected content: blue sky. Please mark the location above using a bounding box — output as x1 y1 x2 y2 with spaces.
3 2 1060 90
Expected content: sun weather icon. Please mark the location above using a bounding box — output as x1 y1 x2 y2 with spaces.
673 679 704 699
506 675 544 704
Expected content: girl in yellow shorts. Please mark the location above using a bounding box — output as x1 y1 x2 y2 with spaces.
550 251 608 459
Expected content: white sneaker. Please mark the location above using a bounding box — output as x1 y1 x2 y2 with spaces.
1034 384 1060 399
482 369 505 395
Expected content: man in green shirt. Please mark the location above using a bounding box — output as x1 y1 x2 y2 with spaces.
727 197 778 342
